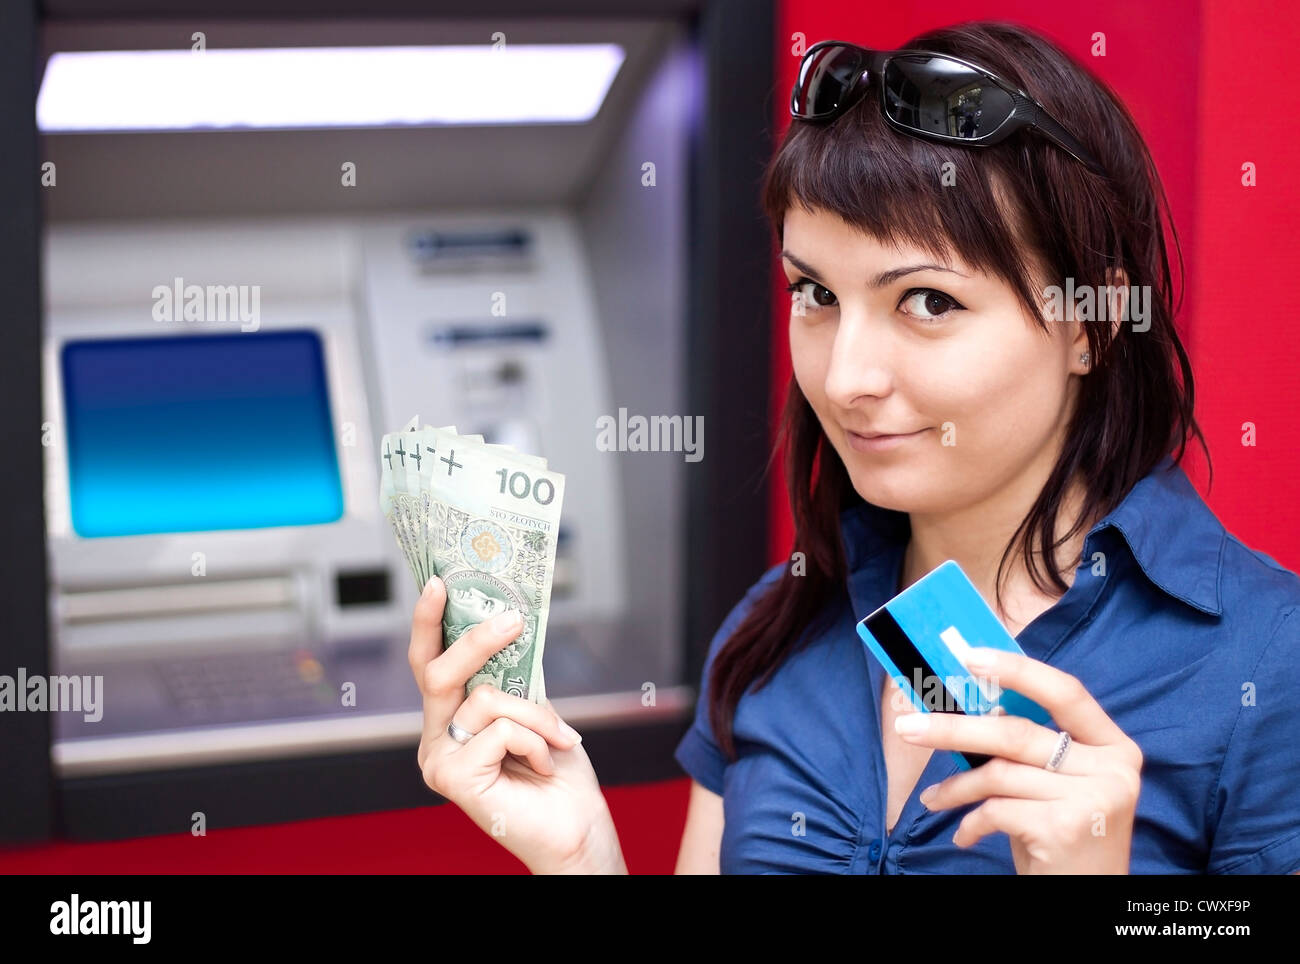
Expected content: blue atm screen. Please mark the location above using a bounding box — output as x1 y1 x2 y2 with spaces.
61 330 344 538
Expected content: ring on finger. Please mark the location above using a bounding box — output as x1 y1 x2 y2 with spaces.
1044 730 1072 771
447 719 477 745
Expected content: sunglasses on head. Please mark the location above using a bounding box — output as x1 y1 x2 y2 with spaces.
790 39 1107 177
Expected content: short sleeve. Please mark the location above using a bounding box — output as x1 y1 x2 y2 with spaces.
1207 606 1300 874
673 563 784 795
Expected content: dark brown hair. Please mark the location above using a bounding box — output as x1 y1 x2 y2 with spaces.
708 20 1211 761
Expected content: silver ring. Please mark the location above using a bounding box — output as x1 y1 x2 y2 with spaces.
447 720 476 745
1045 730 1072 771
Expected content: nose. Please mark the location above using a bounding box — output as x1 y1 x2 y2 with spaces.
823 308 892 410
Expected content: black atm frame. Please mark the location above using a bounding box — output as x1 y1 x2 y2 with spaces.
0 0 773 844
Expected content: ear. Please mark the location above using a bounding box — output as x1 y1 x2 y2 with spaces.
1068 309 1092 376
1070 267 1129 372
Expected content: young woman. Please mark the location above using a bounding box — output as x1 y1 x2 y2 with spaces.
408 21 1300 874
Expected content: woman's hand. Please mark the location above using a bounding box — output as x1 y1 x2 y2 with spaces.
410 575 627 874
895 647 1143 874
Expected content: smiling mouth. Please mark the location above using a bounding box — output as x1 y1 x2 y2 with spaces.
847 428 927 440
845 427 930 451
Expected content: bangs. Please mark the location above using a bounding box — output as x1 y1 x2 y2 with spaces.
761 92 1049 323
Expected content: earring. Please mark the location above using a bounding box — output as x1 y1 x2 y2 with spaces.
1080 351 1091 367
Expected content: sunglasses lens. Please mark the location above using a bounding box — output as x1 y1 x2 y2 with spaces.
793 44 865 118
882 54 1015 140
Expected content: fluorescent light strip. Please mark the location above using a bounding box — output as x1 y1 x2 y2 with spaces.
37 44 626 132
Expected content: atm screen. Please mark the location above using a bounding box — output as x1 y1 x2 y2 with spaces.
61 330 344 537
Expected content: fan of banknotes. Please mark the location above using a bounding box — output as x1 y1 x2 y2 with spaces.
380 419 565 704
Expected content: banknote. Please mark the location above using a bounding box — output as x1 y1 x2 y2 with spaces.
380 421 564 703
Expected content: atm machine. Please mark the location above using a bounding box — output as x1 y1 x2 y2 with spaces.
23 9 774 841
41 206 684 780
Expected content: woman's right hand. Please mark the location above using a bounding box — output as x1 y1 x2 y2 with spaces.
410 575 627 874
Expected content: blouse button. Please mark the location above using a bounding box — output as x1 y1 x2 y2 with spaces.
867 838 882 862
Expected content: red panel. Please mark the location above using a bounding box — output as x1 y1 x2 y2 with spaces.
1184 0 1300 570
0 777 692 875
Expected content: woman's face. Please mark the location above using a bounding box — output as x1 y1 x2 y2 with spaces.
784 203 1087 517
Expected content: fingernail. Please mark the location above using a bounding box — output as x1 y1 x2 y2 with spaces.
422 576 440 597
962 647 996 671
491 609 522 632
919 783 939 806
558 719 582 744
895 713 930 735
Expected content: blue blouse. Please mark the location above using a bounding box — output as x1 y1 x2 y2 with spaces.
674 454 1300 874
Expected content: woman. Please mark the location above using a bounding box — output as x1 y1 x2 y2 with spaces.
408 21 1300 874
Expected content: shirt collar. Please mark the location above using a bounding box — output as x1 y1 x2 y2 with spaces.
838 454 1226 616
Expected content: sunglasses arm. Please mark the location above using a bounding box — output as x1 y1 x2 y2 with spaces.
1024 103 1107 176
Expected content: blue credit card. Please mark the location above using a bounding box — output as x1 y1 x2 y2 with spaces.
856 559 1052 770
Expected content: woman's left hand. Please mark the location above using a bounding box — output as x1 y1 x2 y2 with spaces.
896 646 1143 874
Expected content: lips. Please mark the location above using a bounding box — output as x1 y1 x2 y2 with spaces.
844 426 930 453
850 429 923 439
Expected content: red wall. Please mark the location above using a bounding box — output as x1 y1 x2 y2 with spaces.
1187 0 1300 564
766 0 1300 576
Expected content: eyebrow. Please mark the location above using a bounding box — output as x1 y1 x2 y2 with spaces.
781 250 968 289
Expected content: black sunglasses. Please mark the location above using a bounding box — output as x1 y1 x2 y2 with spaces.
790 40 1107 177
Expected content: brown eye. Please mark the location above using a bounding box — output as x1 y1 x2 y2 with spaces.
785 279 837 311
811 284 836 307
899 288 963 322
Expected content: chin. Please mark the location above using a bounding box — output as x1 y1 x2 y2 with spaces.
844 460 932 514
